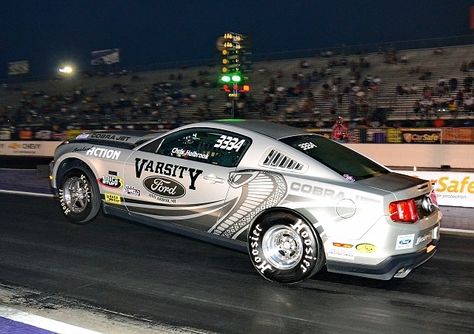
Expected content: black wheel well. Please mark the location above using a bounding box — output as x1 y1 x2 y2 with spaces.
251 207 312 229
56 158 96 187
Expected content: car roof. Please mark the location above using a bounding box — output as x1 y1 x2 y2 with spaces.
203 119 307 140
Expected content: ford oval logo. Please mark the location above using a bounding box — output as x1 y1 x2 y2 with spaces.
143 176 186 198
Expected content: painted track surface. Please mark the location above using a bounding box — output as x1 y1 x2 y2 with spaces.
0 193 473 333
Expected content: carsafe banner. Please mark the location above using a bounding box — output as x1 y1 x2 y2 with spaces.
400 128 442 144
399 170 474 208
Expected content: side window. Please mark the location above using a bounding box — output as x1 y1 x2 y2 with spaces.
139 138 164 153
156 128 250 167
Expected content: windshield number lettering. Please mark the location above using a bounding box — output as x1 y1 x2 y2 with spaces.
214 135 246 152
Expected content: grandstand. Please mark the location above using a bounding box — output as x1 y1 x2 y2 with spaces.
1 42 474 134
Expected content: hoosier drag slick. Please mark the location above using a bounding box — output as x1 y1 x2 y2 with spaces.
50 120 441 283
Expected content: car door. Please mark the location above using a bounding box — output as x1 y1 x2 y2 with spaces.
122 127 251 232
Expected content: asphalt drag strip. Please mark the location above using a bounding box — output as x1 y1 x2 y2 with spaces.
0 193 473 333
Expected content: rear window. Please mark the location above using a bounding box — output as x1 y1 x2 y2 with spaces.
280 135 389 181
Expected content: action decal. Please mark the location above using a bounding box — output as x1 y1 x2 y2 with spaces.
135 158 203 190
86 147 121 160
209 171 287 239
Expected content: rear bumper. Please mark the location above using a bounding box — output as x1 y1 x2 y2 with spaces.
326 239 439 280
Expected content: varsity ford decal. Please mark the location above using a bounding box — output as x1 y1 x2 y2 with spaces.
143 176 186 198
135 158 202 190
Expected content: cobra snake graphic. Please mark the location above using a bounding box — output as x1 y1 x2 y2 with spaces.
210 171 287 239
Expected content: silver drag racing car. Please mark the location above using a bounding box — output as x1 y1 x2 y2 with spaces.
50 120 441 283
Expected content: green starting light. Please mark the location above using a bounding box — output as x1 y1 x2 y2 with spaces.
231 74 241 83
221 75 231 83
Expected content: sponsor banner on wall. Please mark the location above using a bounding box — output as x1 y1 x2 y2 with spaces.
91 48 120 65
0 128 11 140
442 128 474 144
400 128 441 144
398 170 474 208
0 141 61 157
8 60 29 75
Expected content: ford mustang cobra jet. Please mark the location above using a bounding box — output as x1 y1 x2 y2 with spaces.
50 120 441 283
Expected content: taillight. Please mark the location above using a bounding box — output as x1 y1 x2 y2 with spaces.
389 199 419 223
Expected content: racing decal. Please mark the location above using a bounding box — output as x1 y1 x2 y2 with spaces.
396 234 415 250
342 174 356 182
214 135 246 152
209 171 287 239
135 158 203 190
415 232 432 246
124 185 140 197
355 243 377 253
297 142 317 151
143 176 186 200
86 147 121 160
104 193 121 204
76 133 90 140
327 247 355 260
89 133 131 141
172 147 209 160
98 175 123 188
72 146 93 153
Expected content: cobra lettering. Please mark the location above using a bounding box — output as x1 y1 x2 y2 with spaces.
89 133 131 141
86 147 121 160
135 158 202 190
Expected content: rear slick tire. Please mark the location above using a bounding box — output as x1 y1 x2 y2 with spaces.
248 211 325 284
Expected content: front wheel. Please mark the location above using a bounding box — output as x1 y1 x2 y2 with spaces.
58 165 101 224
248 211 325 283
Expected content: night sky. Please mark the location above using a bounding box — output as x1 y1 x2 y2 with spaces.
0 0 473 78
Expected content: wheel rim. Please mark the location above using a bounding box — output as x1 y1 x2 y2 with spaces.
62 176 91 214
262 224 303 270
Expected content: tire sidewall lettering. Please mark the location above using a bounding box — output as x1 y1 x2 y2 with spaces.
248 214 320 283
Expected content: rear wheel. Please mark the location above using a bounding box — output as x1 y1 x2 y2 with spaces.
248 211 325 283
57 163 101 224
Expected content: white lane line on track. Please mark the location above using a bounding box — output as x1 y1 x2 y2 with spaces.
0 305 102 334
0 168 37 171
440 227 474 235
0 189 54 197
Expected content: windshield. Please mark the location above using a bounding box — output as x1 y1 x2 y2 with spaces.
280 135 389 181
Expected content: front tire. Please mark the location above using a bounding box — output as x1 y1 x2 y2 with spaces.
57 163 101 224
248 211 325 283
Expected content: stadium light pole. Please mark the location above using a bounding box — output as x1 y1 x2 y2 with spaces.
58 64 75 77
